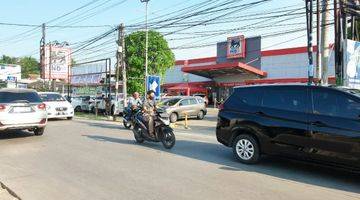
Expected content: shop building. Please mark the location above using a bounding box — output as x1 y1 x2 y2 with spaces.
163 35 335 101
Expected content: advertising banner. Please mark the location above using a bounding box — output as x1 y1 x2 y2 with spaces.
346 40 360 89
43 45 71 80
226 35 246 59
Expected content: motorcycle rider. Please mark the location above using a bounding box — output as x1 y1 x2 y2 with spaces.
143 90 156 137
128 92 142 110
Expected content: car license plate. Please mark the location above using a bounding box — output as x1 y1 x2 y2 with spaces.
56 112 67 115
12 107 32 113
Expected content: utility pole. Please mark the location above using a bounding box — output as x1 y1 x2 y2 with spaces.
320 0 330 85
140 0 150 93
48 44 52 91
305 0 314 85
340 0 348 86
40 23 46 80
316 0 321 83
121 24 127 109
334 0 342 85
115 23 127 119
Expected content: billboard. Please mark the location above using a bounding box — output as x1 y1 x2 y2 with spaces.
43 45 71 80
0 64 21 81
346 40 360 89
226 35 246 59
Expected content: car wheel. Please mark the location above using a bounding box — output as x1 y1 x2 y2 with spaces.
197 110 205 120
232 134 260 164
34 127 45 136
170 113 178 123
91 107 95 114
67 117 73 120
74 106 81 112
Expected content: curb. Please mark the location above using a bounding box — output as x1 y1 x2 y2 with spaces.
1 182 21 200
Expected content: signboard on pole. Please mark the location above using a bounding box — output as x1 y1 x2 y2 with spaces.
346 40 360 89
147 75 161 98
43 45 71 80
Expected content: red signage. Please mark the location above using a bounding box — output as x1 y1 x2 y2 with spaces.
226 35 246 59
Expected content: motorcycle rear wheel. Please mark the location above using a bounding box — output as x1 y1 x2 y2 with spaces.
161 129 175 149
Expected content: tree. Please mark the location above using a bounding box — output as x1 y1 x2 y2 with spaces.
19 57 40 78
348 19 359 40
0 55 17 64
125 30 175 94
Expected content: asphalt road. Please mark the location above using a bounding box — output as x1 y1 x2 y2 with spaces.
0 119 359 200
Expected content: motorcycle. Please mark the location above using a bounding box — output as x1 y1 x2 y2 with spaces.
122 107 133 129
132 107 176 149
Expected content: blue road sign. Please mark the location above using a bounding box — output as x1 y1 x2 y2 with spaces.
147 75 161 98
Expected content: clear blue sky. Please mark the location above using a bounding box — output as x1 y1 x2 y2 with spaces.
0 0 333 61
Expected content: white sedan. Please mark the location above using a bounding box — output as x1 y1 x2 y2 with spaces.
38 92 74 120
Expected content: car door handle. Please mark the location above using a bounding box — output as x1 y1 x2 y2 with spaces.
255 111 265 116
311 121 326 127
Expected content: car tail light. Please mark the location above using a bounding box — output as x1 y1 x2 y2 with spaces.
218 103 224 111
39 118 46 124
38 103 46 110
0 105 6 112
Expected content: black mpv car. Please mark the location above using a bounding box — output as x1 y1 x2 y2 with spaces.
216 85 360 170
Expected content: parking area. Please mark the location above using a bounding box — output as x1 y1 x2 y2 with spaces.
0 118 359 200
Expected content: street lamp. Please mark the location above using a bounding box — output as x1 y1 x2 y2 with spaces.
140 0 150 92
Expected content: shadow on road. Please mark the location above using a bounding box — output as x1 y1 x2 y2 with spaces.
0 130 33 140
83 134 360 194
76 120 127 130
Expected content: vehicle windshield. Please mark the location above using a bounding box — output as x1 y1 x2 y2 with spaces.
39 93 66 102
0 91 42 103
160 98 181 106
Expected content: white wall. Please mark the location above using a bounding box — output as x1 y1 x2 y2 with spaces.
261 52 335 79
164 65 211 84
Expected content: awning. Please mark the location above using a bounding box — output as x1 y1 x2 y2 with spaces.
182 61 267 78
167 83 207 95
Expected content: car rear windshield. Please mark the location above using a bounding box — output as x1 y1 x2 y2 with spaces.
0 91 42 103
39 93 66 102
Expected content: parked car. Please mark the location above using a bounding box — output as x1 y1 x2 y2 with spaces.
0 88 47 135
38 92 74 120
70 95 93 112
89 94 124 115
216 85 360 170
159 96 207 123
193 93 209 105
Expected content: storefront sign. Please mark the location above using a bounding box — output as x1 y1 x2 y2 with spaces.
226 35 246 59
346 40 360 89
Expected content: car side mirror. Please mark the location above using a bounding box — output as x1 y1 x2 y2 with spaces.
179 103 183 106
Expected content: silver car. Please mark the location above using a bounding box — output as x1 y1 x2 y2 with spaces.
160 96 207 123
0 88 47 135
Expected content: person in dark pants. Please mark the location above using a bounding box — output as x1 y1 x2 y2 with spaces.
143 90 156 137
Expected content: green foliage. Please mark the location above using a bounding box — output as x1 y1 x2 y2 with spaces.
347 19 360 40
125 30 175 94
0 55 17 64
19 57 40 78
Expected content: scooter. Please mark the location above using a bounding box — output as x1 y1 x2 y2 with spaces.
122 107 132 129
132 108 176 149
